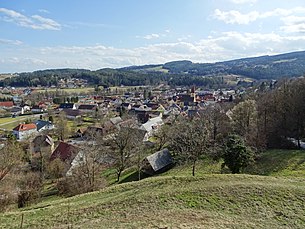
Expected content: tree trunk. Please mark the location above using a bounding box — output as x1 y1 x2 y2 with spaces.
192 160 196 176
117 169 122 182
297 138 301 149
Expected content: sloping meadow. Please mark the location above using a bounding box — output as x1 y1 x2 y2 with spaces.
1 174 304 229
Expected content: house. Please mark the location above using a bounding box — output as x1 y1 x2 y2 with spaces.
78 104 97 113
35 120 55 132
63 109 81 119
20 104 31 113
0 101 14 108
9 106 24 116
177 94 196 107
50 141 79 170
31 135 54 156
110 116 123 126
140 116 164 141
84 126 105 139
58 103 76 110
31 105 44 113
142 148 173 175
13 123 37 140
121 102 132 110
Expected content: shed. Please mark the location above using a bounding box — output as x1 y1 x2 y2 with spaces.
142 148 173 175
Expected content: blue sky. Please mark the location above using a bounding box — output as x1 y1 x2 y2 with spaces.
1 0 305 72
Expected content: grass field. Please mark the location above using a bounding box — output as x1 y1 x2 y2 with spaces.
0 174 304 229
34 87 95 94
0 115 39 130
0 116 27 125
1 149 305 228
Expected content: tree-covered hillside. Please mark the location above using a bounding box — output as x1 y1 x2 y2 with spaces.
124 51 305 79
1 50 305 87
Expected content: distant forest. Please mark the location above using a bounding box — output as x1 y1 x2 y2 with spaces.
1 50 305 88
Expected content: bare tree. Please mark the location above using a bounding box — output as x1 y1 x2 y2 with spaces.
55 111 70 141
57 131 107 196
46 158 65 180
169 117 212 176
75 130 107 191
17 172 42 208
0 140 23 182
153 124 171 151
112 127 144 182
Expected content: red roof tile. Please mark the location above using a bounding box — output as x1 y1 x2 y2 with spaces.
13 123 37 132
50 141 79 162
0 101 14 107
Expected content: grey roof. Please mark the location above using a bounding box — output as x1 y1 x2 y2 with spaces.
35 120 53 131
146 148 173 172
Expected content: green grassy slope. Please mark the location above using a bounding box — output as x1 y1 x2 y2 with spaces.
159 149 305 178
1 175 304 229
245 149 305 177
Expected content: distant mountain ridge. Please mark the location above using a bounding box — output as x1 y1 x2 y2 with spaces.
1 50 305 87
121 50 305 79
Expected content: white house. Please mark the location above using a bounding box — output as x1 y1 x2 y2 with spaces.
13 123 38 140
140 116 164 141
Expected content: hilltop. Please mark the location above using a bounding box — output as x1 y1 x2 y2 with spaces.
1 149 305 229
1 174 304 229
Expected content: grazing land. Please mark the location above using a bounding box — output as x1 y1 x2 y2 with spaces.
1 149 305 229
0 174 304 229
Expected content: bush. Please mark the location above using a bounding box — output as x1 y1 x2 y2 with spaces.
17 172 42 208
222 134 254 174
56 168 106 197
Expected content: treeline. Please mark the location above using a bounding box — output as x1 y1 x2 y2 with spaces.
0 68 224 88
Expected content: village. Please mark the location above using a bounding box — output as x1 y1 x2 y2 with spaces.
0 83 237 182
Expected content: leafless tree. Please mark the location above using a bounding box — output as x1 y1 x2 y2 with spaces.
169 116 212 176
112 127 145 182
0 140 23 182
55 111 70 141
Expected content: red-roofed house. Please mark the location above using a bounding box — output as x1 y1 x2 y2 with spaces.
50 141 79 163
13 123 37 140
0 101 14 108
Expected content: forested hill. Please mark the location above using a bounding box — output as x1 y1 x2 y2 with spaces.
1 50 305 87
123 50 305 79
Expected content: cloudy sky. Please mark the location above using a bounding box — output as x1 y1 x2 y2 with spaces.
1 0 305 73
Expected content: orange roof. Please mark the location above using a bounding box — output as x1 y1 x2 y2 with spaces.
0 101 14 107
13 123 37 132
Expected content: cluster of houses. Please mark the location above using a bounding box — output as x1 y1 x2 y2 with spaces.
4 86 236 176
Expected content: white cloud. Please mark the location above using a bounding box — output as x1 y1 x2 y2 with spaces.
281 16 305 33
0 8 61 30
0 38 23 45
38 9 50 14
213 7 305 25
230 0 257 4
177 35 192 42
137 30 170 40
214 9 259 24
143 34 160 40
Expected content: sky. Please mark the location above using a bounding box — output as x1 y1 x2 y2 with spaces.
1 0 305 73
